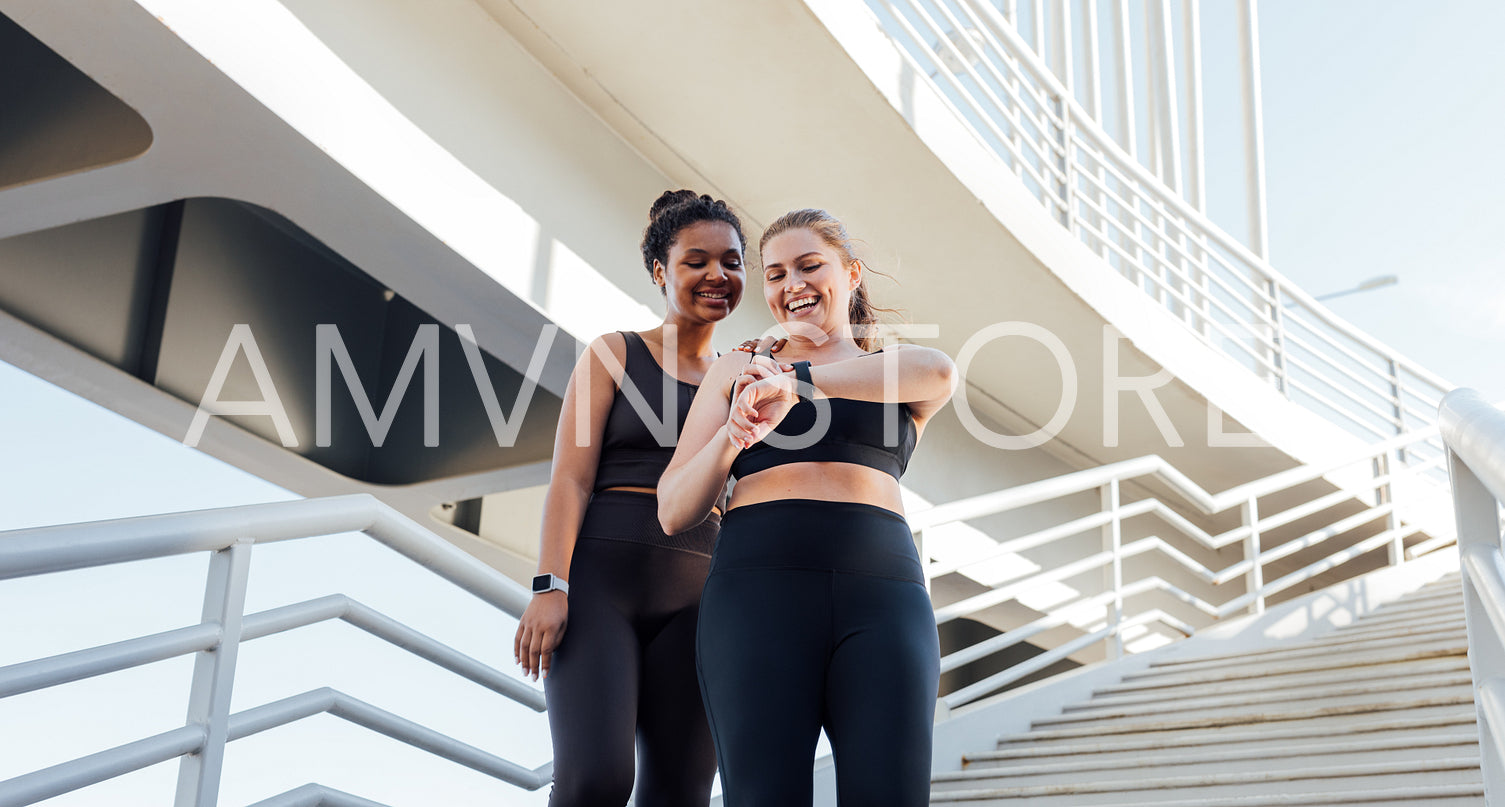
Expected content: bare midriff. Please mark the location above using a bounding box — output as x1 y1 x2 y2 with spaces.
727 463 905 515
602 485 724 517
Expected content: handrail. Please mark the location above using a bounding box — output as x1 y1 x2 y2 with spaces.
1440 388 1505 799
913 420 1444 533
248 783 396 807
916 420 1456 708
0 727 210 807
0 494 530 615
226 688 550 787
857 0 1452 449
0 494 548 807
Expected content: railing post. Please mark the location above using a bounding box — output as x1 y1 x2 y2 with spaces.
1242 497 1264 614
1373 451 1404 566
1057 94 1072 229
1387 358 1409 465
1102 479 1124 659
1237 0 1270 259
174 538 253 807
1447 447 1505 801
1265 278 1287 395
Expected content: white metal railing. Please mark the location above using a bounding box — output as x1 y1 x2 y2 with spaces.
1440 388 1505 800
858 0 1451 459
915 422 1455 709
0 494 550 807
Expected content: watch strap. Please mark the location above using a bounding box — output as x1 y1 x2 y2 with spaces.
531 573 569 596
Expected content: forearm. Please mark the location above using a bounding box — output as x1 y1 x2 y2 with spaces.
658 426 740 535
535 480 591 579
804 349 955 404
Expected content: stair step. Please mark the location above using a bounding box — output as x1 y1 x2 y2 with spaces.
984 712 1480 761
1143 626 1467 670
1339 602 1465 630
1366 583 1461 606
1323 613 1466 642
929 758 1482 804
931 783 1485 806
963 732 1477 775
1091 656 1471 702
1363 599 1466 624
1035 686 1468 731
1130 638 1466 679
1017 701 1476 743
1056 673 1473 722
1147 633 1465 671
1388 578 1461 594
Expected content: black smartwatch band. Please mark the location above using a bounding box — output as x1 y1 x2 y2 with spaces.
792 361 814 403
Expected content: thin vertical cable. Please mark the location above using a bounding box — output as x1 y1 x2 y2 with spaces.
1083 0 1102 123
1111 0 1136 158
1150 0 1182 192
1050 0 1073 91
1182 0 1205 211
1237 0 1269 258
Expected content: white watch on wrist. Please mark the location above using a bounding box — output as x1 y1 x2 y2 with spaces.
531 573 569 596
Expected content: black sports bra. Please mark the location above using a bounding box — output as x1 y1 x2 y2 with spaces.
594 331 700 491
730 359 917 480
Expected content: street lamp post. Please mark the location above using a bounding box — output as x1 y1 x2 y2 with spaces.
1311 274 1398 303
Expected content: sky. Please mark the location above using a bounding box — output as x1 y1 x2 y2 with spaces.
2 1 1502 805
1243 0 1505 401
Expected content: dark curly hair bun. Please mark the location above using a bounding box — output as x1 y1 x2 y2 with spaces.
640 190 747 290
647 189 702 223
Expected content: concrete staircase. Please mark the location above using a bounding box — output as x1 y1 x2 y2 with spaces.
931 574 1484 805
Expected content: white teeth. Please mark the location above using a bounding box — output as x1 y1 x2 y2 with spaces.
787 297 818 312
697 292 727 299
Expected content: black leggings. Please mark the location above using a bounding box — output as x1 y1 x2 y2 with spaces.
544 491 718 807
696 499 940 807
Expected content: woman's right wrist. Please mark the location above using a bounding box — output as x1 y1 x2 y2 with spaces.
717 423 746 454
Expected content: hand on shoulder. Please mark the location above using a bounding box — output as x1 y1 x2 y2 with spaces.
733 334 789 356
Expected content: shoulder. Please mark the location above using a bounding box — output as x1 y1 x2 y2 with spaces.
711 348 756 371
582 331 631 363
707 349 754 379
590 331 629 358
704 350 755 397
573 332 630 385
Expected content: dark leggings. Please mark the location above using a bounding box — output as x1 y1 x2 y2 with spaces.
545 491 718 807
696 499 940 807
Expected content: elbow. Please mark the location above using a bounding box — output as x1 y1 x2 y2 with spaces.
658 506 687 537
657 475 685 535
929 353 959 397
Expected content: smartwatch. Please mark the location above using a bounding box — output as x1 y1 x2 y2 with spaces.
531 573 569 596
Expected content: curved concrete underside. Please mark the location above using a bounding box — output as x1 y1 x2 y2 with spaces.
0 0 1409 590
475 0 1375 492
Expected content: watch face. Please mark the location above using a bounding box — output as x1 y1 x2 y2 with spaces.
532 574 550 594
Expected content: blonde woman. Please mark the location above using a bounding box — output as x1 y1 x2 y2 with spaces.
660 209 955 806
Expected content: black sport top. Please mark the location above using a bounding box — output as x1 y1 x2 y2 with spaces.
730 359 918 480
593 331 700 491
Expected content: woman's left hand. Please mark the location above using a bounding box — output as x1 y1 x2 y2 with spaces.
727 369 799 448
734 335 789 356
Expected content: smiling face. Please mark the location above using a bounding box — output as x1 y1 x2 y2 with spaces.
760 227 862 335
654 219 746 324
